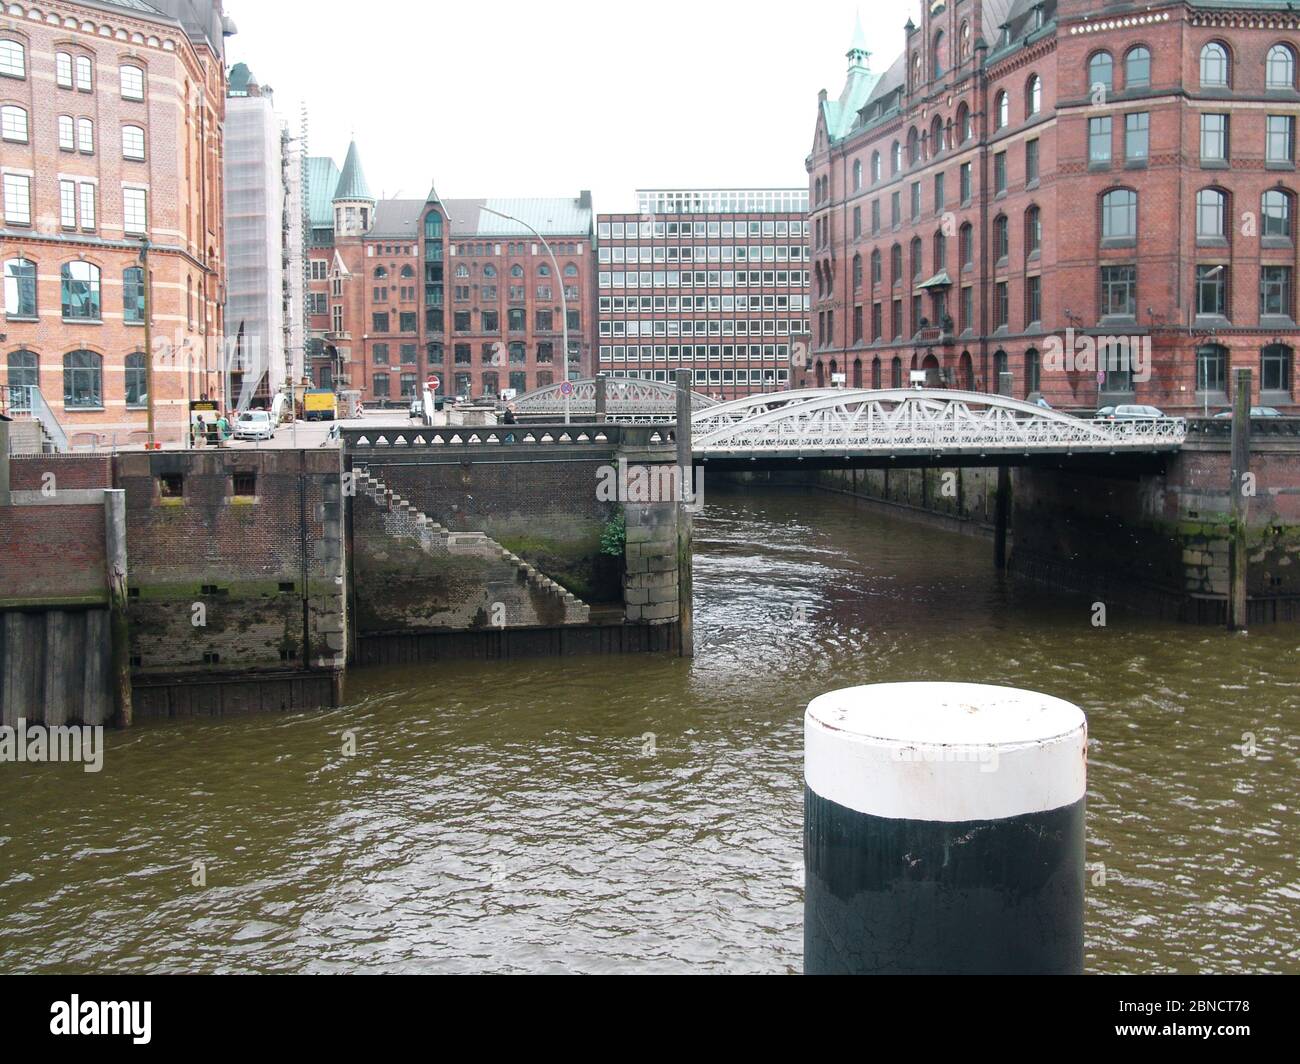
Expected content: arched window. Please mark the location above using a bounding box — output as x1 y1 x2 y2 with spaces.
933 230 947 270
993 215 1009 260
911 53 921 91
959 222 974 267
63 350 102 408
891 141 902 174
853 159 863 191
482 264 496 278
852 253 863 291
1 104 27 143
374 265 388 278
870 248 881 285
890 356 903 388
123 266 144 323
1026 74 1042 116
1267 44 1296 90
74 55 92 91
7 348 37 390
1089 51 1113 93
910 236 923 280
1101 189 1138 240
1262 189 1293 239
454 264 469 278
871 151 881 183
959 22 971 63
0 38 25 79
1196 188 1227 239
933 30 946 80
61 262 101 321
907 127 920 165
872 358 882 388
993 349 1009 386
120 64 145 101
956 102 970 143
994 91 1009 130
121 124 145 160
400 264 415 279
1025 206 1042 255
1201 42 1229 88
1025 349 1041 396
424 212 443 239
3 257 36 317
125 352 147 407
890 244 903 285
538 263 551 277
564 263 578 277
510 264 524 278
1126 46 1151 89
931 114 944 152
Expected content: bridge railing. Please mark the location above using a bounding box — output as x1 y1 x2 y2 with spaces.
1186 416 1300 439
340 423 678 451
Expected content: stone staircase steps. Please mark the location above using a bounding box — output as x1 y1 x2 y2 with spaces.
352 466 590 625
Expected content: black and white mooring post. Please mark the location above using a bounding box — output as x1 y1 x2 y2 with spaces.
804 682 1087 975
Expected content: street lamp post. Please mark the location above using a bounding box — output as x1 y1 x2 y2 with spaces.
478 206 571 421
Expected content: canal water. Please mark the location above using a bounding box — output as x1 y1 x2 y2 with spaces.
1 486 1296 974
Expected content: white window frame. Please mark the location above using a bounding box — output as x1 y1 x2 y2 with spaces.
122 124 145 161
58 114 74 151
0 39 26 80
3 172 31 225
75 55 92 92
0 104 27 143
123 186 148 235
120 64 145 101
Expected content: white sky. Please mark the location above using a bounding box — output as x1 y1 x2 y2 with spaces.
225 0 918 211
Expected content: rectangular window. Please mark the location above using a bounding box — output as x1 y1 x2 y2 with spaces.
1261 265 1293 318
77 117 93 154
59 179 77 229
1089 116 1112 165
58 114 74 151
1266 115 1295 164
994 281 1009 328
1025 275 1041 325
78 181 95 230
910 182 921 221
1124 113 1149 163
75 55 92 92
373 343 389 364
373 373 390 398
122 187 147 234
1196 264 1228 317
56 52 72 88
372 312 390 333
960 162 972 203
934 172 945 211
891 191 901 227
399 312 417 333
1100 265 1137 317
1200 114 1228 163
960 286 973 332
994 152 1007 194
1025 139 1039 184
0 105 26 142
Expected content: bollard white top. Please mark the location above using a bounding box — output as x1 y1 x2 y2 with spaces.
805 682 1087 823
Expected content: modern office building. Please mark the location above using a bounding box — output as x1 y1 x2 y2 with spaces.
304 141 596 403
596 188 811 400
806 2 1300 412
1 0 231 443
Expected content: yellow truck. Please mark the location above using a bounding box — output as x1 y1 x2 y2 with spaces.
303 390 338 423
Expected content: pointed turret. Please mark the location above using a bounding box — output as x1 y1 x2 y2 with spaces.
332 140 374 238
847 9 870 71
425 178 442 205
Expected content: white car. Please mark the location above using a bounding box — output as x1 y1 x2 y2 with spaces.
1109 404 1165 420
234 410 275 440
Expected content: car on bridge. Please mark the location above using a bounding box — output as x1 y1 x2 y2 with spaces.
1212 406 1282 419
1097 404 1165 420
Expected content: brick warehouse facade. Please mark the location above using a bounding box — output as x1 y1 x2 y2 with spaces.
1 0 230 444
807 1 1300 413
597 188 812 401
304 141 596 403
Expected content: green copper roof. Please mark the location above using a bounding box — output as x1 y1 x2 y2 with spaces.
307 156 341 228
227 62 252 95
333 141 373 204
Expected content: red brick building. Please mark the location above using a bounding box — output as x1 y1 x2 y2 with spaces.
304 141 596 403
597 188 811 400
2 0 230 444
807 2 1300 413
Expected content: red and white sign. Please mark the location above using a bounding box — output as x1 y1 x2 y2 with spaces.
426 375 441 392
559 381 575 398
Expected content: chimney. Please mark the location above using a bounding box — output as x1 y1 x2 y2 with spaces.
578 190 593 210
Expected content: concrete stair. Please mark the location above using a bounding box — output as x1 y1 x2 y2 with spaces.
353 466 590 625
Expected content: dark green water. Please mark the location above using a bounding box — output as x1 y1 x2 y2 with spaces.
1 487 1296 973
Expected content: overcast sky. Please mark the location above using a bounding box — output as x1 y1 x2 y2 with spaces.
225 0 917 211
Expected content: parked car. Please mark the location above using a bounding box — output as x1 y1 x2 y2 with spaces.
1213 406 1282 419
234 410 275 441
1094 406 1116 420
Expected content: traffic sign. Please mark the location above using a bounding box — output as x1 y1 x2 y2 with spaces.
427 375 441 392
559 381 575 398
